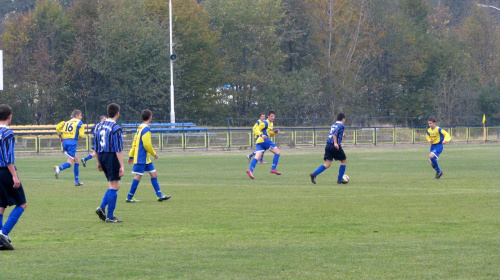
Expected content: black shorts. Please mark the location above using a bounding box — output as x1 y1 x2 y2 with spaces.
324 142 346 161
0 168 26 208
98 153 121 181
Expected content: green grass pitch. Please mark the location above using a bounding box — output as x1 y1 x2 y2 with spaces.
0 143 499 279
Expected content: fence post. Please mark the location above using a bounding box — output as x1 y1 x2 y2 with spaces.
205 130 209 150
160 132 163 151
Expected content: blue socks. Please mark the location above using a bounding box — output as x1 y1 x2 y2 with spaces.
249 158 258 171
151 178 162 197
100 189 118 218
430 157 440 171
2 206 24 236
271 154 280 170
338 165 346 181
59 162 71 171
100 189 110 211
313 165 327 176
127 179 140 200
74 163 80 183
106 189 118 219
84 155 93 161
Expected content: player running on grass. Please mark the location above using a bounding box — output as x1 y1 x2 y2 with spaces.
247 113 267 164
426 117 451 179
310 112 349 184
246 110 281 179
54 109 85 186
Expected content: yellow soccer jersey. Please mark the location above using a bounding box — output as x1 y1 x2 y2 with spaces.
426 126 451 145
129 123 156 164
56 118 85 140
252 120 265 139
255 120 276 144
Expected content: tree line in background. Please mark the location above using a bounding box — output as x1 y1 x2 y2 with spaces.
0 0 499 126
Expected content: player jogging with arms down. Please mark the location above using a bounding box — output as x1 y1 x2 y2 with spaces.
426 117 451 179
125 109 171 203
94 103 125 223
54 109 85 186
247 113 267 164
0 104 27 250
310 112 349 184
246 110 281 179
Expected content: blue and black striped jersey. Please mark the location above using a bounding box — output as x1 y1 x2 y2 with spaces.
0 125 16 167
93 120 123 153
327 121 345 146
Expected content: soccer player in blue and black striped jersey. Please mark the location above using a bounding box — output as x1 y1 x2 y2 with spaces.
310 113 349 184
94 103 125 223
125 109 171 203
54 109 85 186
0 104 27 250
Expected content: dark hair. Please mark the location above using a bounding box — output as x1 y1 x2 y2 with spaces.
142 109 152 121
0 104 12 121
267 110 276 116
336 112 346 121
71 109 82 118
427 116 437 123
107 103 120 118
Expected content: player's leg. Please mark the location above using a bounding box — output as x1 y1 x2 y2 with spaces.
269 146 281 175
259 151 266 164
126 173 142 202
0 175 27 250
127 164 145 202
247 151 256 162
337 159 347 182
335 148 348 184
149 170 171 202
82 151 96 167
310 160 332 184
429 152 443 179
55 143 75 178
73 155 82 186
247 149 264 179
105 180 122 222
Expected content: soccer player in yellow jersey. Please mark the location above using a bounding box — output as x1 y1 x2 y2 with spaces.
246 110 281 179
126 110 171 202
426 117 451 179
55 109 85 186
247 113 267 164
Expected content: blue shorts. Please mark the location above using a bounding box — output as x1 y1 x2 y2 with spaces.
62 139 78 159
430 143 444 159
98 152 121 181
0 168 26 208
132 163 156 175
255 140 277 153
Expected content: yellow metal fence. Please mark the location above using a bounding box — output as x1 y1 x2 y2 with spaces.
13 126 500 153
